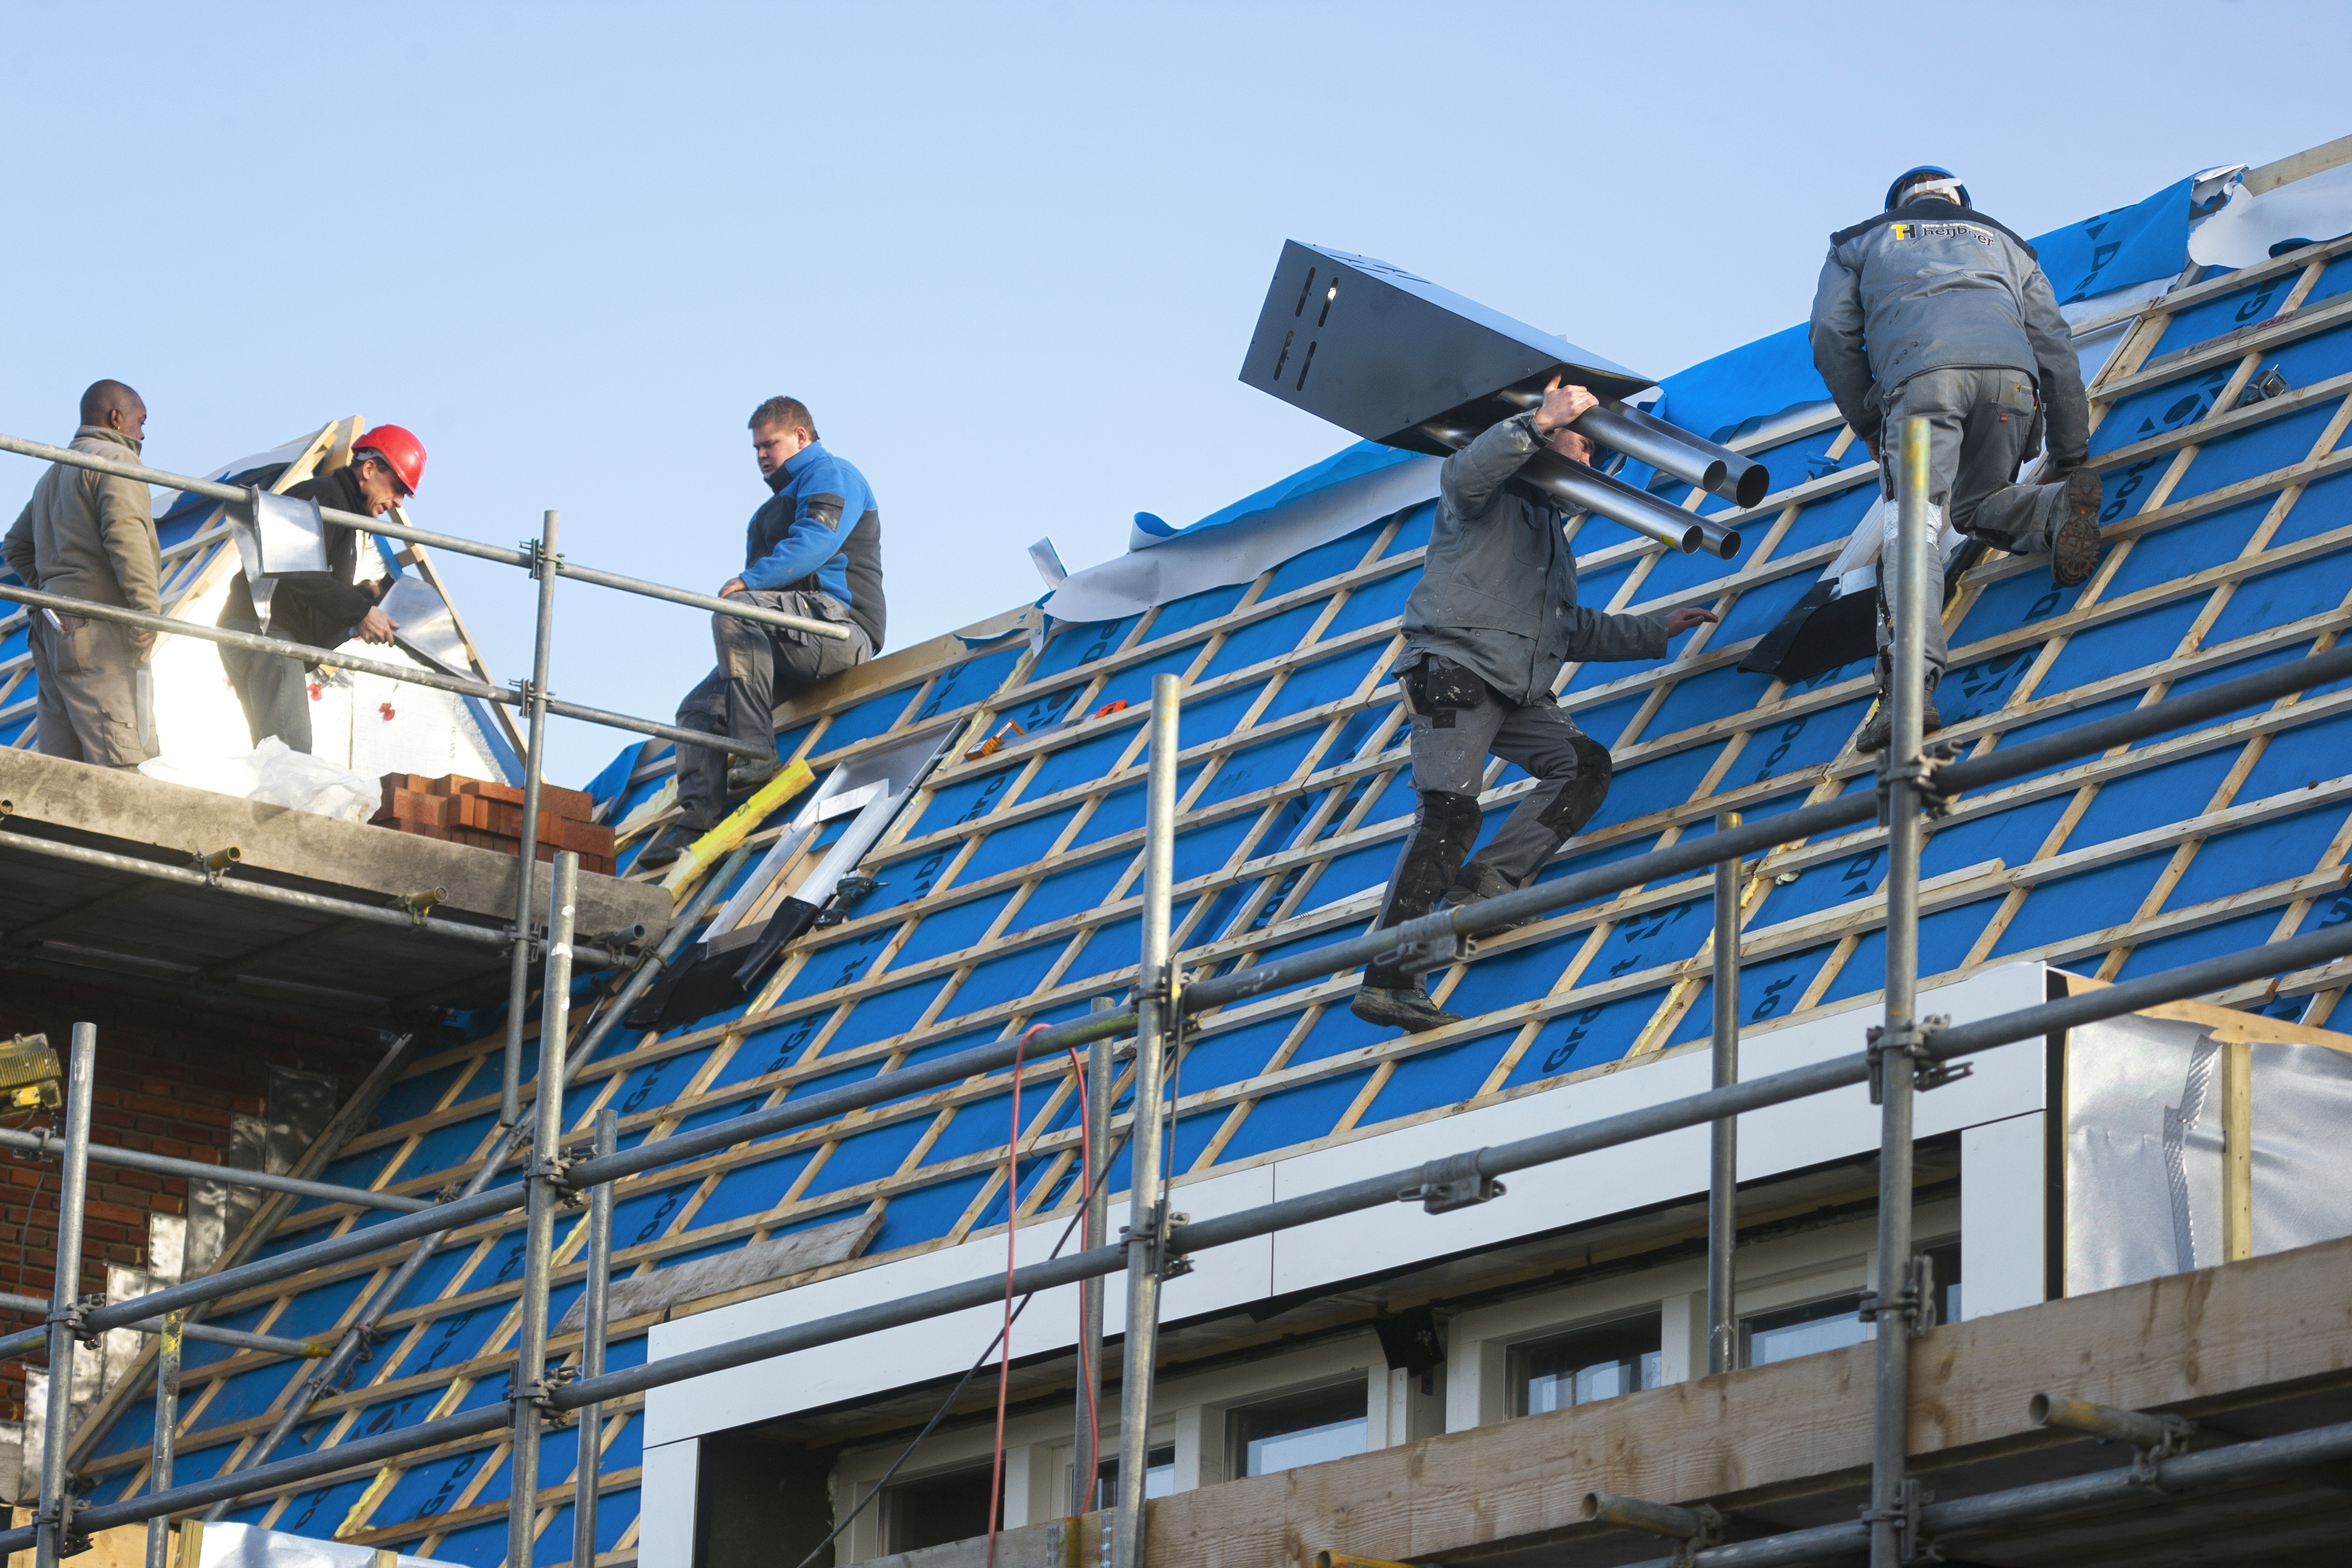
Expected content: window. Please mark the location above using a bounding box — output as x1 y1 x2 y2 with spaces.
1088 1445 1175 1510
1742 1293 1867 1367
880 1463 1000 1555
1509 1313 1663 1416
1227 1380 1368 1478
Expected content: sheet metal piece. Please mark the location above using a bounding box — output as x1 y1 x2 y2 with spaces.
250 491 327 576
377 574 474 679
2064 1012 2352 1294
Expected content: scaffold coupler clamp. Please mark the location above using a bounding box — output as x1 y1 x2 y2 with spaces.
394 886 447 927
534 1151 584 1205
1857 1478 1938 1564
1860 1253 1939 1339
523 538 564 577
1866 1014 1963 1103
526 1365 578 1426
2131 1413 2199 1488
1875 740 1959 826
38 1483 87 1558
55 1293 103 1350
1400 1149 1504 1214
1120 1203 1193 1280
192 845 241 887
1670 1506 1726 1568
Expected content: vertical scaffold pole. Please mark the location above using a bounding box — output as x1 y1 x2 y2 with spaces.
504 509 562 1128
1869 416 1932 1568
143 1313 182 1568
1112 675 1180 1568
574 1106 615 1568
1073 996 1115 1517
36 1024 96 1568
510 851 580 1568
1705 812 1742 1376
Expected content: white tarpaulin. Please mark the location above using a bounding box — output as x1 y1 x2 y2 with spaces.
2190 159 2352 270
2063 1011 2352 1295
193 1520 460 1568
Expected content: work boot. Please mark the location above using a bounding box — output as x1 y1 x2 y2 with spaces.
2049 469 2104 588
632 820 702 871
727 754 782 793
1350 985 1464 1034
1854 685 1944 756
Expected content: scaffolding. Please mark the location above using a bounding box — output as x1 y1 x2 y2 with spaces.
4 419 2352 1567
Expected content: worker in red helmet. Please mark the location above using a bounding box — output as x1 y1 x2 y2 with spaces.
217 425 423 753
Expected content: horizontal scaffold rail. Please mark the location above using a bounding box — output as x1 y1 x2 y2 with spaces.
0 430 851 641
0 582 769 760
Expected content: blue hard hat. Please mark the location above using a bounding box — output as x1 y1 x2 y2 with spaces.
1885 165 1970 210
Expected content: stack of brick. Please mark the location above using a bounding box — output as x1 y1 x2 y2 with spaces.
370 773 617 874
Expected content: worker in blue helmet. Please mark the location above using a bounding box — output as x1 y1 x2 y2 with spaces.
1811 166 2100 754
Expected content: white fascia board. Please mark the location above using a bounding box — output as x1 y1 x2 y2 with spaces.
645 962 2048 1445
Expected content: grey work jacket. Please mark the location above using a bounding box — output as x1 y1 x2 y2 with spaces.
1809 198 2089 468
2 426 162 613
1402 412 1667 708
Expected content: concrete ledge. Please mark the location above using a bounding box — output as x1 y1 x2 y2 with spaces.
0 747 670 939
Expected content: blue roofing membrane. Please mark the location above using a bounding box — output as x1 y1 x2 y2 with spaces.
65 223 2352 1566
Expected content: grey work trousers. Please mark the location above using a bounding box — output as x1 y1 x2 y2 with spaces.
29 613 154 768
1876 367 2074 679
673 590 871 828
218 616 316 753
1365 688 1610 989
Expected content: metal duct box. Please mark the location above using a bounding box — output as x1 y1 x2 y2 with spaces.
1240 240 1653 454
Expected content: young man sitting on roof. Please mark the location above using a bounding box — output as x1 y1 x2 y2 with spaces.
1353 379 1718 1033
639 396 885 870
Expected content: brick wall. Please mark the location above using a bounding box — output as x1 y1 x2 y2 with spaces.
0 972 389 1420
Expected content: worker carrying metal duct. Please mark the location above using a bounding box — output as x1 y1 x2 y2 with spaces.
1810 165 2102 754
216 425 422 753
639 396 884 870
2 380 163 769
1352 379 1718 1034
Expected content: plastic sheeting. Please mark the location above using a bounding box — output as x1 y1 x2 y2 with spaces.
2191 158 2352 270
195 1520 459 1568
139 736 382 823
2063 1011 2352 1296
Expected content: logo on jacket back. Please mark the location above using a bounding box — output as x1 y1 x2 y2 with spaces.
1890 220 1997 249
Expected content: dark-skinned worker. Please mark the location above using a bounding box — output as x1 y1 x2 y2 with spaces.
2 380 163 768
217 425 424 754
638 396 884 870
1811 165 2099 755
1351 379 1719 1034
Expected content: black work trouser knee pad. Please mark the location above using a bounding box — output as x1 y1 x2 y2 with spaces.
1367 789 1483 987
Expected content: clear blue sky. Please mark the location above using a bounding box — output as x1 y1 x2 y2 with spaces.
5 2 2346 786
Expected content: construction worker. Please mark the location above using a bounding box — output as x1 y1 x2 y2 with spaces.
217 426 423 753
1810 165 2100 754
638 396 884 870
3 381 164 768
1351 379 1719 1033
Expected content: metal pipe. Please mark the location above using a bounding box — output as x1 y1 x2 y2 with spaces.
36 1024 96 1568
509 851 579 1568
194 847 754 1506
1582 1491 1712 1539
0 831 626 972
0 1299 322 1363
0 582 769 759
574 1106 616 1568
1867 416 1932 1568
1074 996 1116 1515
1706 814 1740 1376
0 1128 430 1214
1113 675 1181 1568
1580 403 1772 509
505 512 563 1129
1518 451 1714 555
2028 1391 2184 1448
0 431 848 641
143 1315 180 1568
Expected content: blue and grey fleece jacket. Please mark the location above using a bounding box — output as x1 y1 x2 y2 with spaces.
1809 198 2089 468
739 440 886 650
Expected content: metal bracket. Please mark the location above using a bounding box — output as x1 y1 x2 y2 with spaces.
1875 740 1960 826
1399 1149 1505 1215
1860 1254 1938 1339
1119 1204 1193 1280
1864 1014 1958 1103
393 886 447 927
1857 1478 1938 1564
2131 1414 2200 1488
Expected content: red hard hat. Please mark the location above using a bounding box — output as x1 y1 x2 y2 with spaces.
355 424 426 495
